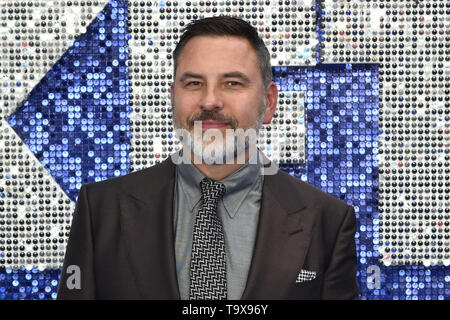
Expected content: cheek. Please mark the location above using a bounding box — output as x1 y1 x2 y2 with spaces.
230 97 262 124
173 94 199 118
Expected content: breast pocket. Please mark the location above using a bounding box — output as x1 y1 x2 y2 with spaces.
289 270 322 300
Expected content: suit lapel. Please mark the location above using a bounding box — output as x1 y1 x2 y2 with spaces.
119 158 180 299
241 170 317 300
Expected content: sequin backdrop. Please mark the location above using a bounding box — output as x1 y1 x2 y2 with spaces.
0 0 448 300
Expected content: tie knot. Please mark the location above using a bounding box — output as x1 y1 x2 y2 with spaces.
200 177 226 204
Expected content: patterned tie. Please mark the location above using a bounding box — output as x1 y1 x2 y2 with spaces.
190 177 227 300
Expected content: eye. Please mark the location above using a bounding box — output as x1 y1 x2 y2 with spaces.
226 81 242 87
186 81 202 87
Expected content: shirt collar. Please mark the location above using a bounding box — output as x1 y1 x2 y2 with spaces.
176 148 264 219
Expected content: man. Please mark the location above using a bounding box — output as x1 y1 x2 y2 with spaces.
57 16 359 300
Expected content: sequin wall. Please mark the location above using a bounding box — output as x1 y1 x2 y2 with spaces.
0 0 448 300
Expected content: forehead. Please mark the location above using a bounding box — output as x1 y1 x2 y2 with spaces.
176 35 260 76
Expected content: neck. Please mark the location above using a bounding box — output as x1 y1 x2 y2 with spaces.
186 147 255 181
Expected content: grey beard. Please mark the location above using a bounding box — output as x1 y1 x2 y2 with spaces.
173 102 265 165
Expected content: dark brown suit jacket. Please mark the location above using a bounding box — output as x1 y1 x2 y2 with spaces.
57 156 359 299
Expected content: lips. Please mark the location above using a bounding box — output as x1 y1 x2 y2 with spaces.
200 120 230 129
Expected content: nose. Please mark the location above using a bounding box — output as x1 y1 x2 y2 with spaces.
199 85 223 111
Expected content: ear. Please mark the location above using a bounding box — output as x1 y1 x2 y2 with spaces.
262 82 278 124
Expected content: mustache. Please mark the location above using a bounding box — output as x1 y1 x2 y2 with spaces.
187 111 238 129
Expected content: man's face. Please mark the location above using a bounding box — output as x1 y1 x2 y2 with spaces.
171 35 277 164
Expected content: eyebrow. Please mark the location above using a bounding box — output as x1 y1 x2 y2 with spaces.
222 71 251 84
179 72 204 83
178 71 252 84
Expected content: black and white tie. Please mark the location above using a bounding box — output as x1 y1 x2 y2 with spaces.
190 177 227 300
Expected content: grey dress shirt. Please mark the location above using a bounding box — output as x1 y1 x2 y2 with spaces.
173 148 264 300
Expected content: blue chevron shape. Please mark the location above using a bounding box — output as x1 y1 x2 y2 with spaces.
7 0 131 202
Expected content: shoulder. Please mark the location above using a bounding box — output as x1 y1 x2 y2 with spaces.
267 169 353 226
273 169 350 210
79 157 175 200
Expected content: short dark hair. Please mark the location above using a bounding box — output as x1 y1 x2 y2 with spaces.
172 15 272 89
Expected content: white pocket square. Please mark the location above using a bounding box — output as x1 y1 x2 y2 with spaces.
296 269 317 283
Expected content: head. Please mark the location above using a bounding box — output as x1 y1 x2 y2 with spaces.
170 16 278 164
